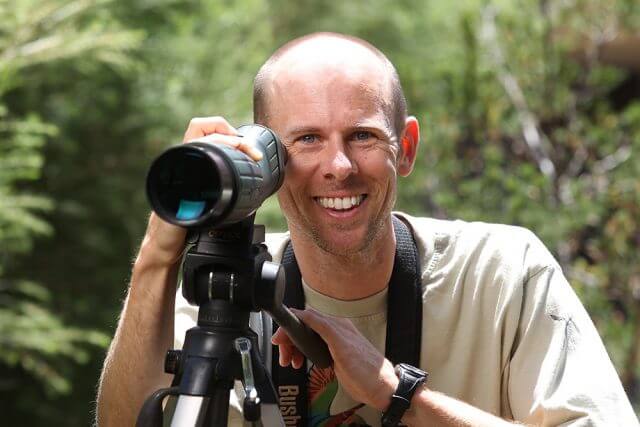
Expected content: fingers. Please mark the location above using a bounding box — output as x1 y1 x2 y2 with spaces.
290 308 331 337
291 350 305 369
183 116 237 141
290 308 356 353
195 133 264 161
272 309 350 369
272 327 305 369
182 116 263 162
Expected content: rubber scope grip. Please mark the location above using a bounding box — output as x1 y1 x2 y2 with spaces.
216 125 285 224
237 124 285 191
218 146 264 222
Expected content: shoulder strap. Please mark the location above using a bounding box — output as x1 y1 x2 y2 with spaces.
272 215 422 426
271 243 308 426
386 215 423 366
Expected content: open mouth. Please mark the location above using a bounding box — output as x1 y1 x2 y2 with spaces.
314 194 367 211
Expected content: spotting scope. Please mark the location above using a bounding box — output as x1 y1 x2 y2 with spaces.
146 124 286 228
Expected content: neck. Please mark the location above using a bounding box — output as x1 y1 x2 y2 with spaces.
289 218 396 300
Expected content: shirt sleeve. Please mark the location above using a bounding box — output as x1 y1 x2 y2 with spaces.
507 262 638 426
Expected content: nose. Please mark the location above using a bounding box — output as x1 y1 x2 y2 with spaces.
321 138 357 181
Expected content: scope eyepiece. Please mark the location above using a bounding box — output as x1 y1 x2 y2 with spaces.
146 125 286 228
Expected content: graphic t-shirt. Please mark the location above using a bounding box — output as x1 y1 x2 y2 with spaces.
302 281 387 427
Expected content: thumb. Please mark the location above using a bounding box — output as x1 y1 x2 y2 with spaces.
290 308 330 337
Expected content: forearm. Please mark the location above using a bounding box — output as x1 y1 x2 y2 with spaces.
402 387 524 427
96 217 185 426
372 368 521 426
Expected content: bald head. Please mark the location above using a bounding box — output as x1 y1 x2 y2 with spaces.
253 32 407 138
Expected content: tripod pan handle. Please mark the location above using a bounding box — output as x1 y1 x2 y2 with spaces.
270 305 332 368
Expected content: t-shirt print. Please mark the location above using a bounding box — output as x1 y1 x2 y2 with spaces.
301 281 388 427
308 364 369 426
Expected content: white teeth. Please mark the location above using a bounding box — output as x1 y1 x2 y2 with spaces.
317 195 364 210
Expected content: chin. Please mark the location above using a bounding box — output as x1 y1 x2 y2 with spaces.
315 240 366 257
312 229 372 257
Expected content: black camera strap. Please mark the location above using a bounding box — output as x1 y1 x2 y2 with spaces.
271 215 422 426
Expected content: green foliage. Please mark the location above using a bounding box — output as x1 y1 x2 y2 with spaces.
0 113 55 256
0 0 142 423
0 280 109 395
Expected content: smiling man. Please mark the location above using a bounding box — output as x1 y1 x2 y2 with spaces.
96 33 637 426
256 35 417 302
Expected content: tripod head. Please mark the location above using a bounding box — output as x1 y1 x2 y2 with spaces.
180 216 331 366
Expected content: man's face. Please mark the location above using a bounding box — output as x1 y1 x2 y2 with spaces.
266 61 403 256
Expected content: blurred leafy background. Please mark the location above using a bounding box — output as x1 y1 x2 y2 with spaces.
1 0 638 424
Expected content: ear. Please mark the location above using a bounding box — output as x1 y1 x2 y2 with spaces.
397 116 420 177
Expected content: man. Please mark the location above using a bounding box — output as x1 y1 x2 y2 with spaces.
97 33 637 426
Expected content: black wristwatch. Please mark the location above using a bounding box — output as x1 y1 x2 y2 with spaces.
381 363 428 427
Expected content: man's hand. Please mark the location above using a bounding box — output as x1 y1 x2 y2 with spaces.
182 116 264 161
271 308 399 412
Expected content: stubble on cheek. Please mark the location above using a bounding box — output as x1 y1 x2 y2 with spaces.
277 185 319 240
364 174 397 249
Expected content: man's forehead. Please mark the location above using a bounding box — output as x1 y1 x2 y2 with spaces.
271 63 387 97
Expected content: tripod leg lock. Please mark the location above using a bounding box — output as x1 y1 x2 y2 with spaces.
235 337 262 422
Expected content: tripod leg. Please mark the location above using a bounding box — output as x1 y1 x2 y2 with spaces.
171 395 206 426
171 395 209 427
204 388 230 427
170 387 229 427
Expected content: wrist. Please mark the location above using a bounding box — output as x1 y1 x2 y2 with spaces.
399 383 429 425
135 238 183 270
374 360 400 411
136 213 186 269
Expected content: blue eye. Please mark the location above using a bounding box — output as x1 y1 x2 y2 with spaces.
299 134 318 144
354 131 373 141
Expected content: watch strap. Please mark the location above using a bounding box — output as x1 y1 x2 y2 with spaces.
381 364 428 427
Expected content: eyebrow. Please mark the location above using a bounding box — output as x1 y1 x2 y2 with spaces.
283 126 322 138
350 121 395 139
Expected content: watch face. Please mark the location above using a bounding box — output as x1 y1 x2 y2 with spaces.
396 363 427 378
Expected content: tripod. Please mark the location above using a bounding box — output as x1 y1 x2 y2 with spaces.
136 217 331 427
